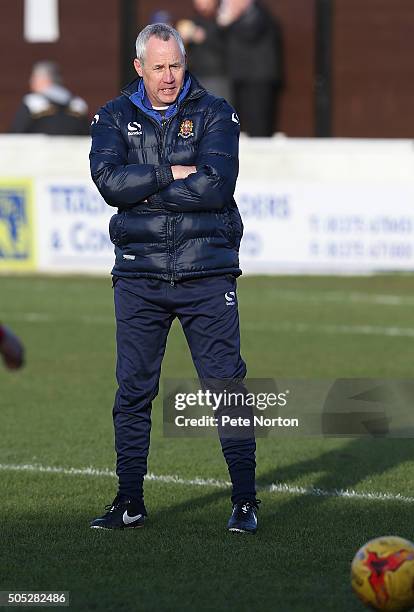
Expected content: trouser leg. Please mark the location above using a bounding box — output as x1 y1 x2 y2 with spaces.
113 277 173 500
176 276 256 504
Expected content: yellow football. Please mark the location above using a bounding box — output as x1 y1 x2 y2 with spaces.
351 536 414 610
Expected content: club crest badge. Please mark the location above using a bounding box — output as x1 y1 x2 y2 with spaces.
178 119 194 139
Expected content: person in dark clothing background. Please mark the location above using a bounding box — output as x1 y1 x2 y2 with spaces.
218 0 283 137
10 61 89 135
177 0 231 101
0 324 24 370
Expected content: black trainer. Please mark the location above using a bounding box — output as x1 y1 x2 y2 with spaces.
227 499 261 534
90 494 147 530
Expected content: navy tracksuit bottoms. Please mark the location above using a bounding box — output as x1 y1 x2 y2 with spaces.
112 274 256 505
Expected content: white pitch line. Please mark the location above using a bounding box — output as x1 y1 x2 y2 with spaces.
2 310 414 338
0 312 113 325
270 290 414 307
267 482 414 503
244 321 414 338
0 462 413 504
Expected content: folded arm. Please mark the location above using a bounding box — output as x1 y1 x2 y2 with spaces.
89 104 173 208
150 99 240 212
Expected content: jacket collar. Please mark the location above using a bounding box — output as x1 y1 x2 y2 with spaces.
122 72 205 124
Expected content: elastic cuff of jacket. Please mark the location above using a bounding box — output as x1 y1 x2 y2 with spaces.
155 164 174 190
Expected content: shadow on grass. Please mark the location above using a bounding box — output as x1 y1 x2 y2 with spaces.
256 437 414 494
146 437 414 519
2 437 414 611
141 437 414 610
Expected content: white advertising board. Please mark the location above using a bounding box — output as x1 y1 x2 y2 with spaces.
1 135 414 275
236 182 414 273
36 179 114 273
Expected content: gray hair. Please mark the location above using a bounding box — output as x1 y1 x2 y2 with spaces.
135 24 186 65
31 61 62 84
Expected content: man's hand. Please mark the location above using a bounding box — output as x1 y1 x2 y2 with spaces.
217 0 253 25
176 20 206 44
171 165 197 180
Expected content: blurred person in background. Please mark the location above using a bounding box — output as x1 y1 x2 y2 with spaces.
0 325 24 370
150 9 172 25
10 61 89 135
218 0 283 136
177 0 231 101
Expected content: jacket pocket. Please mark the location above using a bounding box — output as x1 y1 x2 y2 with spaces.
109 213 125 245
218 209 234 246
228 204 244 250
222 206 243 249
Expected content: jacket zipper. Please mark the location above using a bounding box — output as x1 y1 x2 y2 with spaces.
132 98 198 285
160 116 176 285
133 112 175 283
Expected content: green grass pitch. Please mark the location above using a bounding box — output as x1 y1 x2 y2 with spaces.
2 274 414 611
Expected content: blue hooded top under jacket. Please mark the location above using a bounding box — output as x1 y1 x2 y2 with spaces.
89 73 244 282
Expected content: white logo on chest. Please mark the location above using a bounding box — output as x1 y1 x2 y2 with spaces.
127 121 142 136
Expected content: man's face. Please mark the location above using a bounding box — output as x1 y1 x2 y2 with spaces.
134 36 186 107
30 72 52 94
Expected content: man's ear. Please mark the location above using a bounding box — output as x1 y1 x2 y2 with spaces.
134 58 143 77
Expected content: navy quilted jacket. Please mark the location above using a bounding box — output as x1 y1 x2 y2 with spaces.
90 73 243 281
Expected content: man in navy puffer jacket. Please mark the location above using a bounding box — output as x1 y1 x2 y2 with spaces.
89 23 259 534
